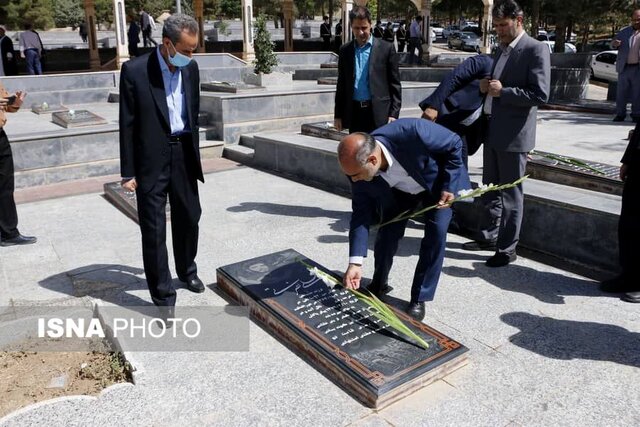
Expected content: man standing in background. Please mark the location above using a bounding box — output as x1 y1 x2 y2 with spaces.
0 25 18 76
320 16 331 51
19 23 43 75
334 6 401 133
140 8 158 48
611 9 640 122
408 15 423 65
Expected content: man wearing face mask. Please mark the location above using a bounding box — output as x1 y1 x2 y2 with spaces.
119 14 205 316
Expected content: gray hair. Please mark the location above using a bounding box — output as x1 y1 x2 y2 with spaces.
492 0 524 20
162 14 199 44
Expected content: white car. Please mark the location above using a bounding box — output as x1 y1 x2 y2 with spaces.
431 23 444 38
590 50 618 81
541 41 576 53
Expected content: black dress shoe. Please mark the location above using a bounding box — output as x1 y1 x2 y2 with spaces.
367 283 393 298
622 291 640 303
613 115 626 122
0 234 37 247
462 240 497 251
600 276 634 293
184 276 205 293
485 252 517 267
405 301 425 321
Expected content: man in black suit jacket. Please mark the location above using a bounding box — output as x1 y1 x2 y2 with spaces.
334 6 401 133
119 14 205 311
601 121 640 303
0 25 18 76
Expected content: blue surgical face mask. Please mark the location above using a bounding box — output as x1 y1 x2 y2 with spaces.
167 41 192 68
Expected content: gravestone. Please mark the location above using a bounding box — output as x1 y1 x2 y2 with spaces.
216 249 468 408
31 104 69 115
527 151 622 195
51 110 108 128
103 182 170 224
201 81 265 93
301 122 346 141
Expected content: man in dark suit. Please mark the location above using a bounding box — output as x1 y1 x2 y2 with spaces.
140 9 157 48
119 14 205 312
320 16 331 51
462 0 550 267
0 25 18 76
338 118 471 321
611 9 640 122
419 54 493 166
334 6 401 133
600 121 640 303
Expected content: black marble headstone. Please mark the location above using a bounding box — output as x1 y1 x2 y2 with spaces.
201 82 265 93
52 110 107 128
216 249 468 408
103 182 170 224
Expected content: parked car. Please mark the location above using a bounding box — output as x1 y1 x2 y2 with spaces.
541 40 577 53
431 22 444 38
547 30 577 43
586 39 615 52
448 31 481 52
590 50 618 81
443 25 459 38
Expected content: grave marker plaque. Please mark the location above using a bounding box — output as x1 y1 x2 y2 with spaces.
31 104 69 115
201 81 265 93
216 249 468 408
52 110 107 128
103 182 170 224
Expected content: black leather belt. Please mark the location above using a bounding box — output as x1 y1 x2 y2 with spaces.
354 100 372 108
626 63 639 66
168 133 190 144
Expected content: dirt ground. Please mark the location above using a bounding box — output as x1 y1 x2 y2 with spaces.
0 339 132 418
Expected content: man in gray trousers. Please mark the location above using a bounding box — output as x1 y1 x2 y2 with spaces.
462 0 550 267
612 9 640 122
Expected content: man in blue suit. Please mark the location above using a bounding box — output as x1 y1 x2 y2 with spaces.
419 54 493 166
338 118 471 321
612 9 640 122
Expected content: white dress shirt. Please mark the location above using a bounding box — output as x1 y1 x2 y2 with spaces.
483 29 526 115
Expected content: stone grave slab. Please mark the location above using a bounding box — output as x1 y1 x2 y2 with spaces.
52 109 108 128
216 249 468 409
201 81 265 93
31 103 69 115
317 76 337 85
320 62 338 69
103 182 170 224
527 150 622 195
300 122 347 141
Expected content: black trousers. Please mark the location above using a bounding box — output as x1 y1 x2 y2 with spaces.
348 102 376 133
619 169 640 284
136 137 201 307
0 129 18 239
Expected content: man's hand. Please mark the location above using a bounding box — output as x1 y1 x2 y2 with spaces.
421 107 438 122
13 91 26 109
612 39 622 48
437 191 454 208
479 77 490 94
620 163 629 181
334 118 343 132
387 117 396 124
121 178 137 192
20 52 25 59
488 79 503 97
343 264 362 289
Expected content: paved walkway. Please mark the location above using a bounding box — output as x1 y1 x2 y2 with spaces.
0 161 638 426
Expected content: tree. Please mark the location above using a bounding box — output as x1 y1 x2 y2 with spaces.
253 13 278 74
52 0 84 28
220 0 242 18
4 0 55 30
